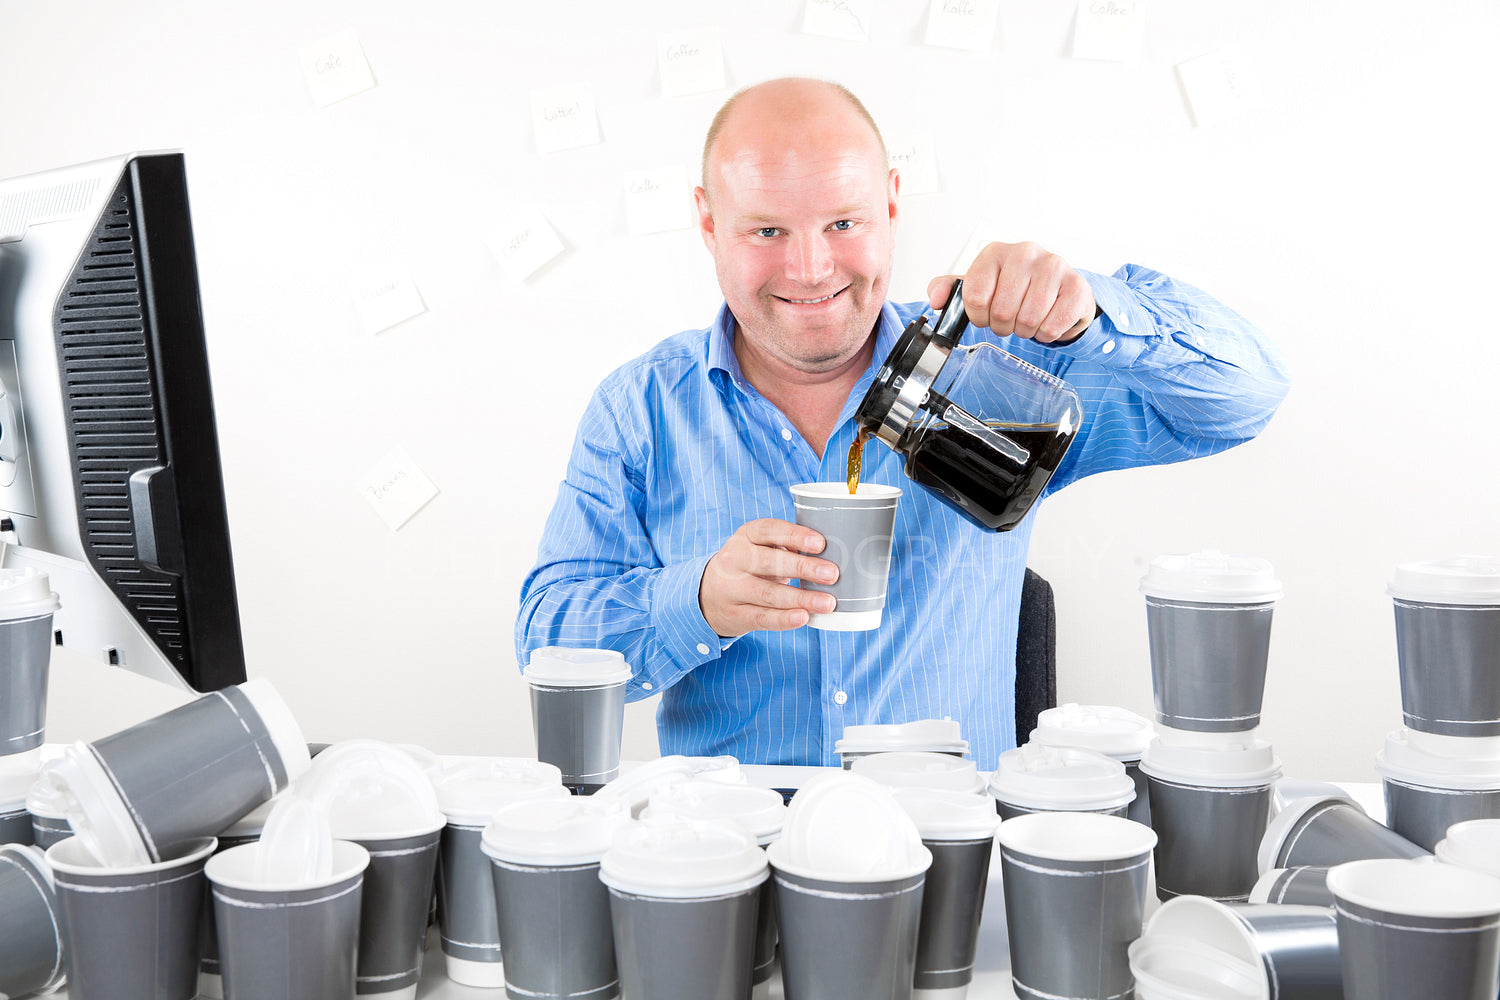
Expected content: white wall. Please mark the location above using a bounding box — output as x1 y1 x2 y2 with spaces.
2 0 1496 781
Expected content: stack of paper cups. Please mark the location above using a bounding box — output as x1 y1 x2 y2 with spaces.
1378 558 1500 850
1029 703 1155 826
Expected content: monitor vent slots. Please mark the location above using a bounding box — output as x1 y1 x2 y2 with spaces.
53 174 188 661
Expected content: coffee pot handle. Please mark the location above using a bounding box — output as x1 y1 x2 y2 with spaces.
932 277 969 348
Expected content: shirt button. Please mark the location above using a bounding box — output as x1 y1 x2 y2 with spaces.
780 428 793 441
1117 314 1130 330
642 681 653 691
833 690 848 705
696 643 710 655
1102 340 1116 354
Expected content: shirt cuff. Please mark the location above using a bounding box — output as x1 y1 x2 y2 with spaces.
651 553 729 672
1051 270 1152 366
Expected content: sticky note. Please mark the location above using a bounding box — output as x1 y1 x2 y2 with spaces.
803 0 874 42
885 130 941 196
658 29 726 98
349 260 425 336
1176 47 1261 126
624 165 693 236
925 0 1001 52
487 209 566 282
300 29 377 108
357 451 439 530
1072 0 1148 63
530 83 601 154
486 207 566 283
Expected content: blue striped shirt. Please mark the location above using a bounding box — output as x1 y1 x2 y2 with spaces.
515 264 1290 767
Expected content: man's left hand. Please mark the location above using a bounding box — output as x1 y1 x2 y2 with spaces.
928 240 1097 345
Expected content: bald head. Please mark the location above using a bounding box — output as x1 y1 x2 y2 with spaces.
700 78 887 208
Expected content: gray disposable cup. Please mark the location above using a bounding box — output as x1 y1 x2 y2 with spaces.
995 798 1130 821
0 843 65 998
1330 859 1500 1000
208 839 369 1000
529 681 627 787
1382 777 1500 852
1254 866 1337 908
487 856 618 1000
1265 795 1429 870
790 483 901 631
753 878 777 987
1395 600 1500 737
437 821 504 978
47 835 216 1000
608 883 762 1000
1123 759 1151 827
29 809 70 849
1131 896 1343 1000
198 827 263 998
2 802 33 844
1147 773 1274 901
999 818 1154 1000
65 683 304 863
914 837 993 994
773 865 926 1000
0 613 54 754
353 828 442 997
1146 598 1274 732
1225 903 1344 999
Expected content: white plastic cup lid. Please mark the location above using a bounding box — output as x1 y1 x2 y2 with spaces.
766 772 931 882
434 757 569 824
523 647 632 687
684 755 744 784
311 740 446 840
997 810 1157 862
987 744 1137 811
600 814 768 898
834 719 967 756
1328 857 1500 918
1434 820 1500 878
850 751 986 795
1129 896 1267 1000
1388 556 1500 606
1375 729 1500 789
481 794 630 866
0 567 60 619
1139 550 1282 604
641 779 787 842
593 756 696 816
1139 734 1282 788
889 786 1001 841
1031 704 1155 760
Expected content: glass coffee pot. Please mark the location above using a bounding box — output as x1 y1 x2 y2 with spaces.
852 279 1083 531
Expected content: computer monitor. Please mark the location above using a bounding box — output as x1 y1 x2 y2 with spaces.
0 151 246 692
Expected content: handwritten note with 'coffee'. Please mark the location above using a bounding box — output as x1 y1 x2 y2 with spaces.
658 29 726 97
357 450 439 530
530 84 601 154
349 259 425 336
300 29 377 107
487 207 566 283
1072 0 1148 63
624 165 693 236
1177 47 1261 127
925 0 1000 52
803 0 874 42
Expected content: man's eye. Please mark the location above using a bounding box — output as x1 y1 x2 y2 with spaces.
755 228 779 238
831 220 854 231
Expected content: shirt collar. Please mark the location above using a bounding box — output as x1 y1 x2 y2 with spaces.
706 300 913 403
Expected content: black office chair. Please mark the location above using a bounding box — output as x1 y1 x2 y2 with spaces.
1014 567 1058 743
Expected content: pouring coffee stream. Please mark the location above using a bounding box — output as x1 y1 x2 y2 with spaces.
846 279 1083 531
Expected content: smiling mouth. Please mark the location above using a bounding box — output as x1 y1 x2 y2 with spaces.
776 288 846 305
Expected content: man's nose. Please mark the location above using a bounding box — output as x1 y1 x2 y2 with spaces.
786 233 835 285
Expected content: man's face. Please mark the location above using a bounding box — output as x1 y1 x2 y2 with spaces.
696 129 899 377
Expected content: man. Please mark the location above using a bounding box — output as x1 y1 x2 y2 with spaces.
515 78 1289 767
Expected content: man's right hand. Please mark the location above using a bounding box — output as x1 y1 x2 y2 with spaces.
700 519 840 638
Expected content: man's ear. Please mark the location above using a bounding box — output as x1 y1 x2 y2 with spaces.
887 167 901 232
694 186 715 252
